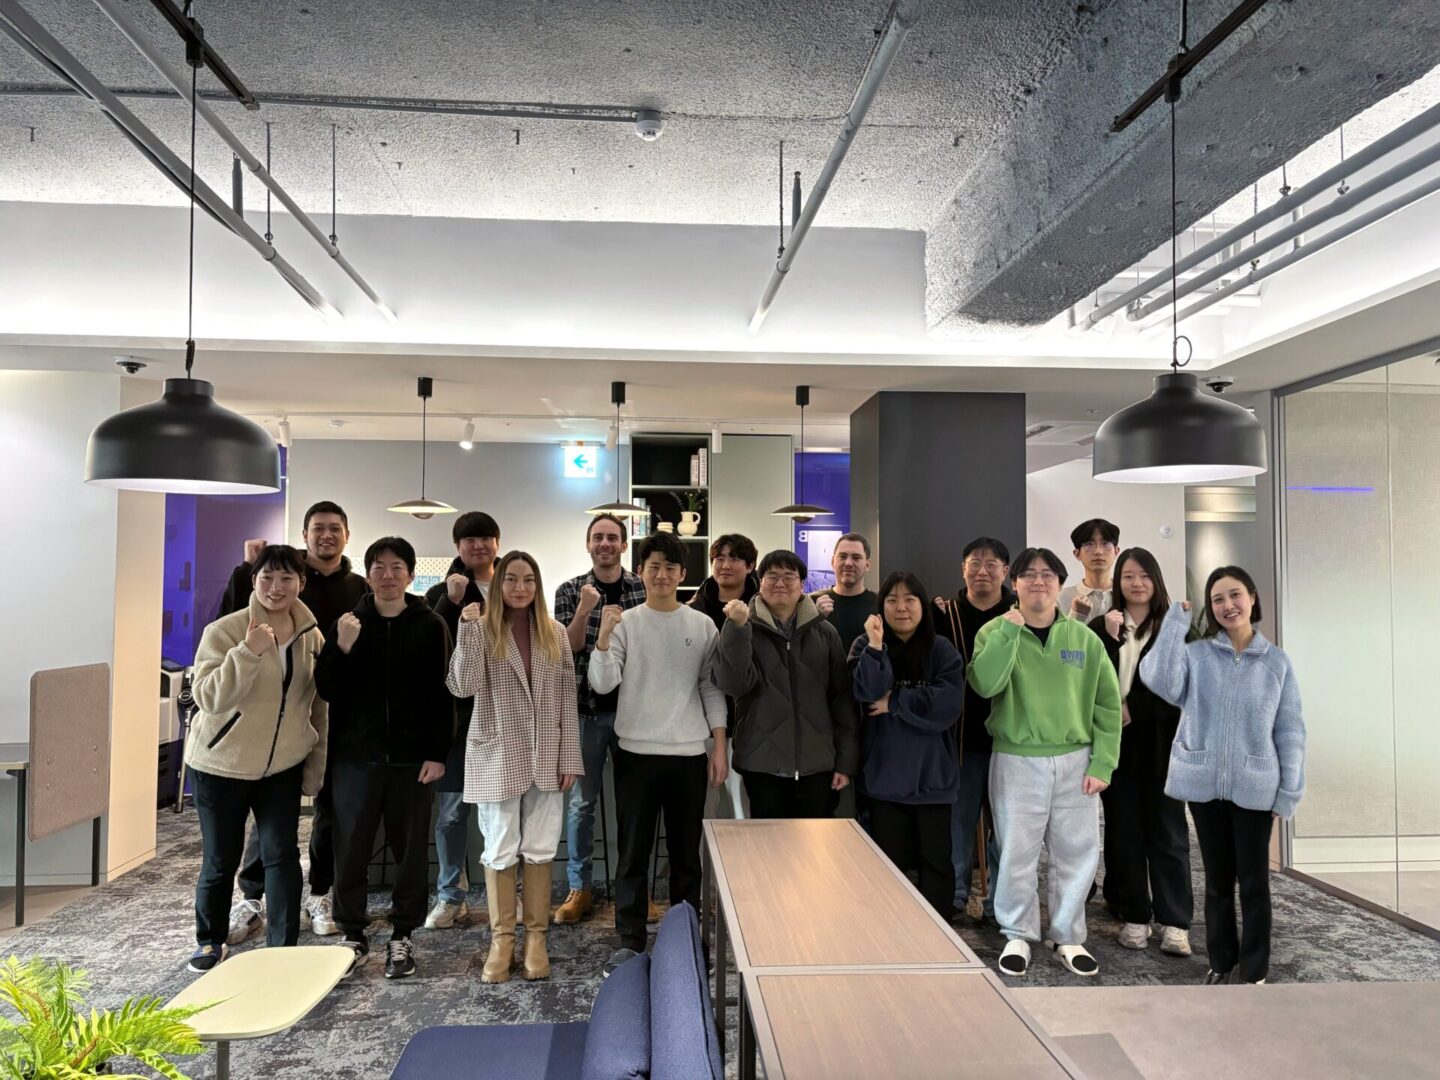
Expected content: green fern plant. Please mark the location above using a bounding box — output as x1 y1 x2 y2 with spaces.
0 956 212 1080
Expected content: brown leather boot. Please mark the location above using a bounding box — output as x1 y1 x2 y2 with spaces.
481 865 518 984
521 861 553 980
553 887 594 925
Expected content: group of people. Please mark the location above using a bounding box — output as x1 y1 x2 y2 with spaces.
184 502 1305 988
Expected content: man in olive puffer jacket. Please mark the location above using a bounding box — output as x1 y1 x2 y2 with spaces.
715 549 860 818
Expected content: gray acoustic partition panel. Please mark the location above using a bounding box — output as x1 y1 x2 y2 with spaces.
709 434 794 562
29 663 111 841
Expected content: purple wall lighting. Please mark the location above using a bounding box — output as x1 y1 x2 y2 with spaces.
793 451 851 592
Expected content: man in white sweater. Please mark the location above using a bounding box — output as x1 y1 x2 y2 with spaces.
589 531 728 976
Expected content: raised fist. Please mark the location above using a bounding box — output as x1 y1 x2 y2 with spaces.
599 605 624 634
446 573 470 604
579 583 602 611
1071 593 1093 618
243 538 268 564
1104 609 1125 641
814 593 835 617
1002 609 1026 627
865 613 884 649
336 612 362 653
723 599 750 626
460 602 483 623
245 619 276 656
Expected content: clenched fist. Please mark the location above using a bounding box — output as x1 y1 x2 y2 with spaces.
1104 609 1125 641
446 573 470 604
814 593 835 616
243 538 268 564
723 599 750 626
336 612 362 653
460 602 483 623
1070 593 1093 618
245 619 276 656
599 605 624 634
579 583 602 612
865 613 884 649
1002 609 1026 627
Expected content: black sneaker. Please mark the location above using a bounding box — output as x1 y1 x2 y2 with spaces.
339 936 369 978
187 944 227 973
603 947 641 978
385 936 416 979
1204 969 1231 985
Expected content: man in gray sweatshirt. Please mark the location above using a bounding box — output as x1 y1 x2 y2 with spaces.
588 531 728 976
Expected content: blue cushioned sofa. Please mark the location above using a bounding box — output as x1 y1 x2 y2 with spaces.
390 901 722 1080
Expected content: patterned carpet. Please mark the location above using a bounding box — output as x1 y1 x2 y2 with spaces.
3 809 1439 1078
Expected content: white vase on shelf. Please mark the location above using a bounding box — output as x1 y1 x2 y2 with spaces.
678 511 700 536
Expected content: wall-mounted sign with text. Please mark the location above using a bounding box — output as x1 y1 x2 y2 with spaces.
564 445 598 479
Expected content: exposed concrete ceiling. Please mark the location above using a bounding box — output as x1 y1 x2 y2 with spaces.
4 0 1438 335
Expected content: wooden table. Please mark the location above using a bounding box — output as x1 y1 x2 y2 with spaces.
749 969 1080 1079
169 945 352 1079
0 741 102 927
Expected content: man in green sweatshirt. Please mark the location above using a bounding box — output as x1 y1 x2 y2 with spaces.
968 547 1121 980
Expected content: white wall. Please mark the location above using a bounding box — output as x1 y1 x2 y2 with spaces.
1025 457 1187 601
286 439 631 592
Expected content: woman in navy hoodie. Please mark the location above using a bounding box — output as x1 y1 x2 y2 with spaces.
852 571 965 918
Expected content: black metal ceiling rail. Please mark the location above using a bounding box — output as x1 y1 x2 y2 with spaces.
147 0 257 109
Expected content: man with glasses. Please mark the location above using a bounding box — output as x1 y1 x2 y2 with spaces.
717 550 860 819
1058 519 1121 622
970 547 1120 979
812 533 877 655
551 514 647 926
935 537 1014 920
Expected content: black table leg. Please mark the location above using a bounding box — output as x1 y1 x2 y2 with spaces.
739 975 756 1080
13 767 26 927
91 817 102 887
714 894 727 1054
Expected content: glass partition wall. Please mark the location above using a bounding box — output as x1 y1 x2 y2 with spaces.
1282 353 1440 932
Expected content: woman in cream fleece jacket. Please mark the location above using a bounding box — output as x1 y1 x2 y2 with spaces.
184 545 328 971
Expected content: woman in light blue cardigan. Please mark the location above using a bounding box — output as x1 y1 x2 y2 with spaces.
1140 565 1305 986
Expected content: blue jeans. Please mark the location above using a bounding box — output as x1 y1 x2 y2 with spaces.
434 790 473 904
565 711 617 891
952 750 999 914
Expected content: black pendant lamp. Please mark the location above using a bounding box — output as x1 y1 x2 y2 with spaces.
388 376 456 519
1092 9 1266 484
773 385 833 523
586 381 648 516
85 47 279 494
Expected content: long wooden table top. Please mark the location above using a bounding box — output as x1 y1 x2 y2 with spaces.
705 818 980 969
749 969 1080 1079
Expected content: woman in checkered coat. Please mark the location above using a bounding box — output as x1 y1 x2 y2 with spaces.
447 550 584 984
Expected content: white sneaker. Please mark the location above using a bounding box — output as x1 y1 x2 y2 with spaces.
424 898 468 929
306 893 339 936
1118 922 1150 950
1159 925 1192 956
225 899 264 946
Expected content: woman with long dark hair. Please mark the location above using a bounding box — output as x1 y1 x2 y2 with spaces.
1141 565 1305 985
851 571 965 917
1090 548 1193 957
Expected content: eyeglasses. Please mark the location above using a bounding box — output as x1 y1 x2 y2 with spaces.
964 559 1003 573
1016 570 1059 584
761 573 802 587
1079 541 1116 553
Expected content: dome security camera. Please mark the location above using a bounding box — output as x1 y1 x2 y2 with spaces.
113 354 147 375
1205 376 1235 394
634 109 664 141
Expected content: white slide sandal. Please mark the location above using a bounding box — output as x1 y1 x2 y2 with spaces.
1046 940 1100 977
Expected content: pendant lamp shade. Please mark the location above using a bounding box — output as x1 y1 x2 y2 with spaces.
773 384 832 524
388 376 456 518
1092 372 1267 484
85 377 281 493
587 380 648 516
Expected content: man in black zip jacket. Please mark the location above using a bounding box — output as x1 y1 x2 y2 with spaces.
935 536 1014 919
218 501 368 943
315 537 453 980
715 549 860 818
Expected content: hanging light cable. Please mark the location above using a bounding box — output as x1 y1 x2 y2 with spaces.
586 381 649 516
388 376 456 518
1092 0 1267 484
772 385 833 522
85 33 280 494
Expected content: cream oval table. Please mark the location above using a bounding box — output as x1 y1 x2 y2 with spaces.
168 945 352 1079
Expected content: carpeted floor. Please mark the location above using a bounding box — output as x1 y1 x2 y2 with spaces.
4 809 1440 1079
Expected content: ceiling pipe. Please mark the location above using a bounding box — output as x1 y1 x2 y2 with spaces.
1081 96 1440 331
0 0 341 321
1130 133 1440 323
91 0 396 323
747 0 924 334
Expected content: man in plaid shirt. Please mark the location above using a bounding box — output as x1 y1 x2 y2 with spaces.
551 513 646 924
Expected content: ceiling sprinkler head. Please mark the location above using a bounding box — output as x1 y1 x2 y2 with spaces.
328 418 347 428
634 109 664 141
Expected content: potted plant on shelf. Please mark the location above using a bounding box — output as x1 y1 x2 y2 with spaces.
0 956 212 1079
677 490 705 537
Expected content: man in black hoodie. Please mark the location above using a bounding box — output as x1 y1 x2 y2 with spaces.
218 501 368 943
422 510 499 930
315 537 453 980
935 536 1014 920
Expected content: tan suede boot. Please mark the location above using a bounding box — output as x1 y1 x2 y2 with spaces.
481 865 518 984
521 861 553 980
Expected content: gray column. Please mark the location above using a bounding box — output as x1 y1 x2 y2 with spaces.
849 392 1026 598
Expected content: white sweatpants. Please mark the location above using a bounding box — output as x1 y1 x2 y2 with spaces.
474 785 566 871
989 748 1100 946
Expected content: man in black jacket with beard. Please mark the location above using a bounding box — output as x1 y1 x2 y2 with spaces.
935 536 1015 920
217 501 367 943
315 537 453 980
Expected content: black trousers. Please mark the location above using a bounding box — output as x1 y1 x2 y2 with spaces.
330 760 434 939
191 764 303 949
1101 719 1193 927
739 769 839 819
1189 799 1273 982
868 798 955 919
239 760 334 900
613 746 707 953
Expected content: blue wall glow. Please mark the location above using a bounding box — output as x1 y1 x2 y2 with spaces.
1285 485 1375 493
793 452 851 591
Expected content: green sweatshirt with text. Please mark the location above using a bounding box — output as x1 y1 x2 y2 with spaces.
967 612 1122 783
